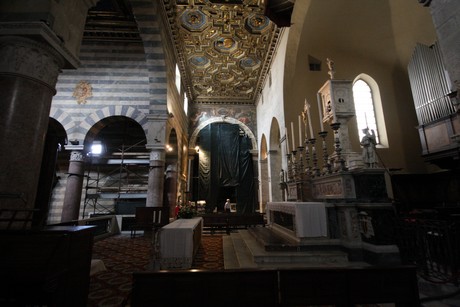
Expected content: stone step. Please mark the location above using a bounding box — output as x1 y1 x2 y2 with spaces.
239 229 349 268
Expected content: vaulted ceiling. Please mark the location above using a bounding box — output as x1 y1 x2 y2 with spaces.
160 0 294 105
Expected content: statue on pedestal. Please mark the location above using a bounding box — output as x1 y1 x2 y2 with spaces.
327 58 335 80
360 128 377 168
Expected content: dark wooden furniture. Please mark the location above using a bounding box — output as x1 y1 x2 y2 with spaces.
0 226 95 307
201 213 265 234
132 269 279 307
130 206 169 238
131 265 420 307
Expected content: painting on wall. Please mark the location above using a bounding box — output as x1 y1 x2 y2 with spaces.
190 104 256 134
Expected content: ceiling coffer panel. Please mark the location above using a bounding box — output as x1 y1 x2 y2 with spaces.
165 0 281 105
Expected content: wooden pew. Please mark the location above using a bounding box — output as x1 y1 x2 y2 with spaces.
201 213 265 234
131 265 420 307
278 266 420 307
132 269 279 307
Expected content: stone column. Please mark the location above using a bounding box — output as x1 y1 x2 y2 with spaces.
61 147 86 222
146 148 166 209
267 149 282 202
259 159 269 212
0 36 64 211
165 164 178 218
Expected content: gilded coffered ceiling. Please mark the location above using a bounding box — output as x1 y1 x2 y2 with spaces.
161 0 284 105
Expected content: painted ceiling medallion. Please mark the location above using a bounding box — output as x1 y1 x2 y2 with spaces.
190 55 211 69
236 83 253 94
73 80 92 104
214 37 238 53
239 56 261 71
245 14 270 34
180 9 208 32
214 71 235 83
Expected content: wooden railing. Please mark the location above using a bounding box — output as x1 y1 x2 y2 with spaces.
200 213 265 234
49 215 119 241
395 217 460 284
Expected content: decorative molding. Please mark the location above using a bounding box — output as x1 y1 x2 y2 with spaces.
418 0 432 7
0 22 80 69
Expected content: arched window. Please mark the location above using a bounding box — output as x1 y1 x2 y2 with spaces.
352 76 387 147
175 64 181 93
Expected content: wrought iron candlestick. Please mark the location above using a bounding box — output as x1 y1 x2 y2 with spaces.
318 131 331 175
309 138 320 177
330 122 347 172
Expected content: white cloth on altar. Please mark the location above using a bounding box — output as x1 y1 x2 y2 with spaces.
159 217 202 269
267 202 327 238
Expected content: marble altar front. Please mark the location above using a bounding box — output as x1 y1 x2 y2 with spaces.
158 217 203 269
267 202 328 241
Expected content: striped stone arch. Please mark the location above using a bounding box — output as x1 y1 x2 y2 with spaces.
81 106 149 137
129 0 168 114
189 116 257 149
49 108 78 140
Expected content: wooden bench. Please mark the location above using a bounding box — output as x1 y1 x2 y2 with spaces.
131 265 420 307
132 269 279 307
278 266 420 306
201 213 265 234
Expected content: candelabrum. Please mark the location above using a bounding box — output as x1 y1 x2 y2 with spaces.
304 138 311 178
291 150 297 181
318 131 331 175
286 153 292 181
330 122 347 172
297 146 304 181
309 138 321 177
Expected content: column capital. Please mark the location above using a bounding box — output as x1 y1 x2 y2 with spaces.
147 148 165 162
69 150 85 163
0 35 64 88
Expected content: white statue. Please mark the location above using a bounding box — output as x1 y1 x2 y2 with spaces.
327 58 335 79
360 128 377 168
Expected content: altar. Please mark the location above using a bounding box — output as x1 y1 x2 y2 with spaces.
158 217 203 270
267 202 328 241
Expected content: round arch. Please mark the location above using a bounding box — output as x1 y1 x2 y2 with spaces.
189 116 257 150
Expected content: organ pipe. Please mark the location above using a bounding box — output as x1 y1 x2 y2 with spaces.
408 42 456 126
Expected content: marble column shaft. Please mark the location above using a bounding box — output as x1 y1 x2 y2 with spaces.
147 149 166 208
61 150 86 222
0 36 63 210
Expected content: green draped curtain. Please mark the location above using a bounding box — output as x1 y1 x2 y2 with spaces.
198 123 256 213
